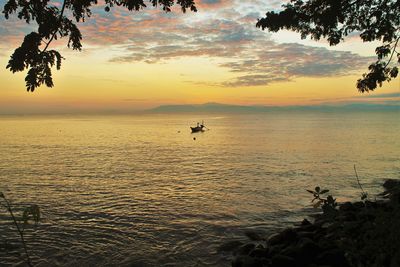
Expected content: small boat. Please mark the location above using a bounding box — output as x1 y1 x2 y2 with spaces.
190 121 206 133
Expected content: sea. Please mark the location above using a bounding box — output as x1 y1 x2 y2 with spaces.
0 111 399 266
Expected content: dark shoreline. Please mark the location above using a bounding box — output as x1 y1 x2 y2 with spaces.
227 180 400 267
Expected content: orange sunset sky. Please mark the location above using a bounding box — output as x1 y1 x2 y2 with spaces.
0 0 399 113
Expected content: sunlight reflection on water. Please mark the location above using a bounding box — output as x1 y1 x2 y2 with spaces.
0 112 399 266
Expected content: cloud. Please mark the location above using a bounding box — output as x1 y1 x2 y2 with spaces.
95 2 371 87
197 0 233 10
357 92 400 99
107 16 259 63
0 15 37 50
308 91 400 105
221 43 372 86
0 0 374 87
222 74 289 87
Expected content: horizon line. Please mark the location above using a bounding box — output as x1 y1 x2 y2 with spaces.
0 102 399 116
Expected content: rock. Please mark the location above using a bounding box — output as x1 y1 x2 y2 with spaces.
358 211 376 222
280 245 298 258
339 202 355 212
298 224 318 233
325 222 342 233
365 200 378 209
235 243 256 256
271 254 296 267
338 211 357 222
297 231 315 240
297 238 321 256
268 244 285 257
249 247 269 258
321 222 333 229
255 244 265 249
342 221 361 234
313 227 328 242
267 233 281 246
390 191 400 204
353 201 365 209
129 261 150 267
316 249 349 267
314 217 329 228
232 255 266 267
301 218 312 226
218 240 244 252
295 238 322 265
383 179 400 190
390 251 400 267
316 238 337 251
245 231 265 241
229 180 400 267
385 183 400 202
267 228 298 246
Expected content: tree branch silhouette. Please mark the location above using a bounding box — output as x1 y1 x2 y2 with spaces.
41 0 67 53
3 0 197 91
4 0 399 92
384 35 400 69
257 0 399 93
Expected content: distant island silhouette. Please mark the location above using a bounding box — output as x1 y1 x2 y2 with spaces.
1 101 399 115
148 102 400 114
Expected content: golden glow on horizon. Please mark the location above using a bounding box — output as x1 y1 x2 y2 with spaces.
1 46 399 113
1 0 399 114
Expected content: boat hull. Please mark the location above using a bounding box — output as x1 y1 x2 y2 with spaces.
190 126 204 133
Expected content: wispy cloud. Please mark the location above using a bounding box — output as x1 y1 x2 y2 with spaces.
94 1 371 87
221 43 371 86
356 92 400 99
1 0 373 87
309 91 400 105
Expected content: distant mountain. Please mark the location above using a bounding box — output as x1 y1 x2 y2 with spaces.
148 102 400 113
149 102 273 113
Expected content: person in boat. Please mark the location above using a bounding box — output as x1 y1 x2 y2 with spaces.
197 122 200 127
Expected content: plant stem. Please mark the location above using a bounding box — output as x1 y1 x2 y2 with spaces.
384 35 400 69
354 164 366 196
41 0 67 53
1 196 33 267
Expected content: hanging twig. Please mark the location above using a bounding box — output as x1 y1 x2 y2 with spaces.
384 35 400 69
354 164 368 200
41 0 67 53
0 193 33 267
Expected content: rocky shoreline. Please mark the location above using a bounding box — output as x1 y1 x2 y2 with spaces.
226 179 400 267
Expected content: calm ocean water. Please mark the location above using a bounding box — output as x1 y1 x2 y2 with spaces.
0 111 399 266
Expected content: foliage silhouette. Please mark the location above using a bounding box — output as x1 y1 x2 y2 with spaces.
3 0 197 91
0 191 41 267
257 0 399 92
5 0 399 92
307 186 338 215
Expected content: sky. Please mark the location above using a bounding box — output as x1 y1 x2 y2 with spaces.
0 0 399 113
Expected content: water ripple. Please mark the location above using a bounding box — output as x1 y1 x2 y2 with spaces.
0 113 399 266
